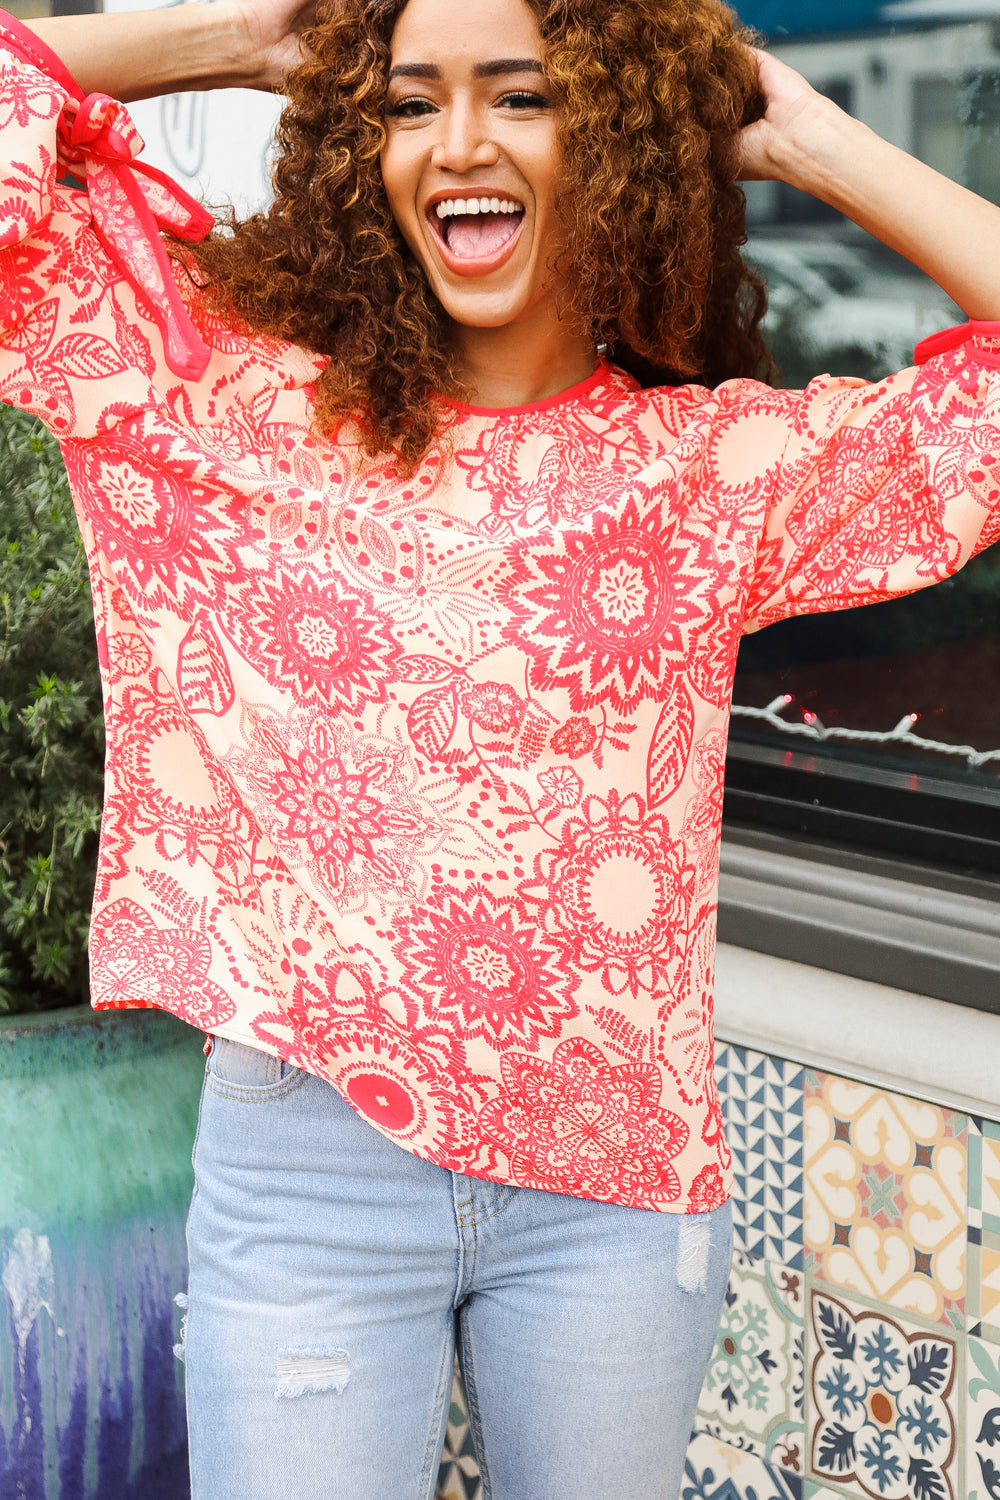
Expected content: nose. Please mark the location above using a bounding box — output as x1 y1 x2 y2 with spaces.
430 98 499 174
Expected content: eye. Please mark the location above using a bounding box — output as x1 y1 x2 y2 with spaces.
498 90 551 110
384 96 437 119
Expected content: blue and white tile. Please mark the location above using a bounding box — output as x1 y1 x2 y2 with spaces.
696 1250 805 1471
806 1285 958 1500
683 1431 802 1499
967 1335 1000 1500
437 1368 483 1500
715 1044 805 1269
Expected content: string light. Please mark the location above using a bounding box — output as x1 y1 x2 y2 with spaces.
731 694 1000 771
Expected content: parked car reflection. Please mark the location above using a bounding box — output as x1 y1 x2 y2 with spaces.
746 234 960 385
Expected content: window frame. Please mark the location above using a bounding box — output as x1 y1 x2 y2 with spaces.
717 822 1000 1012
722 734 1000 876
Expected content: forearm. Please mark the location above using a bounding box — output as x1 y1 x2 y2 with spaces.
773 102 1000 321
26 3 260 101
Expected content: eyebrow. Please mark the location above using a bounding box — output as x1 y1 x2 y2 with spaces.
387 58 545 83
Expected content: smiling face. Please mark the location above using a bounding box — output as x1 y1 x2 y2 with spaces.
380 0 566 333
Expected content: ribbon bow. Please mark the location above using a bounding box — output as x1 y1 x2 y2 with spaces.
0 12 214 381
59 90 144 166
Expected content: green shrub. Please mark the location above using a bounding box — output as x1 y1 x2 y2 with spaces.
0 404 103 1014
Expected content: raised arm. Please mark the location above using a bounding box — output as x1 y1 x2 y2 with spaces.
25 0 316 101
741 51 1000 323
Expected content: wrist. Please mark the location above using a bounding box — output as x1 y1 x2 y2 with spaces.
768 98 875 205
167 2 262 91
25 2 263 100
207 2 268 89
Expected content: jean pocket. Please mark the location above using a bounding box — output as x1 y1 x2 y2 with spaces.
205 1036 305 1100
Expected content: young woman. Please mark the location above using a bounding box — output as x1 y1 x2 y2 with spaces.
2 0 999 1496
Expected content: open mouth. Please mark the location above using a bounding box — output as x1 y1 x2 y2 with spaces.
428 195 526 265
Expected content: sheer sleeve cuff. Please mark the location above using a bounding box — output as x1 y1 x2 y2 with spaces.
0 7 214 381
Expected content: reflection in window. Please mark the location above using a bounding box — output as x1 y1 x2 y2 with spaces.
3 0 100 16
963 70 1000 204
733 1 1000 877
915 71 1000 205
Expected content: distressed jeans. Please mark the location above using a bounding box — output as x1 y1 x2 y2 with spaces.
181 1036 732 1500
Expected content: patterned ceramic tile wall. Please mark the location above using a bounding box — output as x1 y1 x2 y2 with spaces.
696 1249 804 1470
436 1046 998 1500
437 1376 483 1500
715 1044 806 1269
808 1285 958 1497
804 1073 967 1328
967 1336 1000 1500
968 1118 1000 1345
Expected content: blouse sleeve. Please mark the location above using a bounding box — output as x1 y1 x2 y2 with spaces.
0 10 212 439
742 321 1000 633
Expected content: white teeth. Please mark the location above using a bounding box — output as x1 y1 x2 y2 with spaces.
433 196 524 218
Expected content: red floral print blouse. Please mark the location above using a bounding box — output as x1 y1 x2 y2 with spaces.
3 22 1000 1212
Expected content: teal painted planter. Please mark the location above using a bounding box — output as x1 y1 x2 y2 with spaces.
0 1005 206 1498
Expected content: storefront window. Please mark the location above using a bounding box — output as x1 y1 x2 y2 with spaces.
732 1 1000 877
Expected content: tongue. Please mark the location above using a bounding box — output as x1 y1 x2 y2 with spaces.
447 212 521 259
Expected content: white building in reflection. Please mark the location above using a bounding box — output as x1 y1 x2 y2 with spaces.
745 0 1000 224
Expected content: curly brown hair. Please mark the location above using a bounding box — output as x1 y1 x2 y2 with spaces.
184 0 771 470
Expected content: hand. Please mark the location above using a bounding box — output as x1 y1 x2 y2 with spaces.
224 0 322 90
735 44 1000 318
738 48 838 184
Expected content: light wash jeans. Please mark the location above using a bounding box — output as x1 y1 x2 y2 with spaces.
182 1036 732 1500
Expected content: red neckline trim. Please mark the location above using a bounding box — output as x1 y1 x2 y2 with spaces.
441 359 616 417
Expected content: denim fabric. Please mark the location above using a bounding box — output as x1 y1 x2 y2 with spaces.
183 1036 732 1500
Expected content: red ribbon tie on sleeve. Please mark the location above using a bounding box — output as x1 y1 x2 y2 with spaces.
0 11 215 381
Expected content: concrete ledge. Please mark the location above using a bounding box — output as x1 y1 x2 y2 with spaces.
715 941 1000 1119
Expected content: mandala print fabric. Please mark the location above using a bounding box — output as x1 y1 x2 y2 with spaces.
3 36 1000 1211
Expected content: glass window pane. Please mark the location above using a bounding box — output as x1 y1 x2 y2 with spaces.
733 2 1000 875
962 71 1000 204
914 76 965 183
914 71 1000 204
